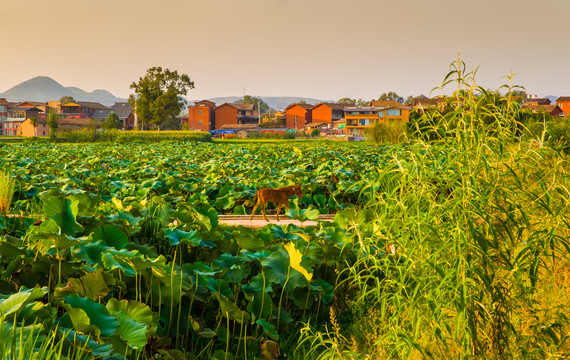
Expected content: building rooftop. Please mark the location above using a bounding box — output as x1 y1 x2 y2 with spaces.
284 103 313 111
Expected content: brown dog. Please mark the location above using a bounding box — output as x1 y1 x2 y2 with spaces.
250 185 303 221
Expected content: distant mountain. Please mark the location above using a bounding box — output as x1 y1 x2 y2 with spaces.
0 76 126 106
188 96 330 111
545 95 559 104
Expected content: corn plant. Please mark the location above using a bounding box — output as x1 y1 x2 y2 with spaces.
301 58 570 359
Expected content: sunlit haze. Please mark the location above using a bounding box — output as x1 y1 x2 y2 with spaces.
1 0 569 100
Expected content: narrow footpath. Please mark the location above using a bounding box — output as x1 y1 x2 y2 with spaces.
218 214 335 228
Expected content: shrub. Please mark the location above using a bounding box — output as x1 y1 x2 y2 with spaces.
368 120 408 144
53 130 213 143
311 128 320 137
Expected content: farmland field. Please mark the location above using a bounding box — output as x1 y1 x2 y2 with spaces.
1 129 570 359
0 141 411 359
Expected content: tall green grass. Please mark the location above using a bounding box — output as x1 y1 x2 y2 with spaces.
0 169 16 215
299 58 570 359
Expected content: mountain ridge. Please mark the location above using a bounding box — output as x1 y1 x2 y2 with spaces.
0 76 127 106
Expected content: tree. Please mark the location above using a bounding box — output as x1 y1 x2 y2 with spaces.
298 99 307 105
46 109 59 138
60 96 74 103
239 95 270 114
378 92 404 104
338 98 356 105
101 112 122 130
508 89 527 104
30 117 38 136
128 67 194 130
338 98 370 106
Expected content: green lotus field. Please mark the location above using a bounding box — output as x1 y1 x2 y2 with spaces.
0 141 412 359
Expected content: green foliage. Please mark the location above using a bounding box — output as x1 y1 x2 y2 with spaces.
310 128 320 137
101 112 122 130
30 117 39 136
46 109 59 138
59 96 75 103
53 130 212 143
337 98 369 106
377 91 404 103
129 67 194 130
238 95 270 114
368 120 408 144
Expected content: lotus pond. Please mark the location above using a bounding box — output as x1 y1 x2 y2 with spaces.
0 141 425 359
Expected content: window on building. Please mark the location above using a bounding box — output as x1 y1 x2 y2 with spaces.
198 120 203 126
378 111 383 117
387 109 402 116
198 110 203 116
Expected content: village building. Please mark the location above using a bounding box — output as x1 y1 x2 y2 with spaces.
188 100 216 131
210 123 261 138
4 104 43 136
333 119 346 135
344 103 411 136
283 103 313 130
304 122 330 134
556 97 570 117
410 96 447 110
90 103 134 130
0 98 10 136
524 97 551 106
310 103 348 128
522 103 564 117
55 100 109 118
20 117 96 137
214 103 257 130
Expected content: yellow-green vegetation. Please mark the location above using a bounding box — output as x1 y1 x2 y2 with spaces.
33 129 213 143
298 59 570 359
368 120 409 144
0 169 15 214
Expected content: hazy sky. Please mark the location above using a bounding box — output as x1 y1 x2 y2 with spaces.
1 0 569 101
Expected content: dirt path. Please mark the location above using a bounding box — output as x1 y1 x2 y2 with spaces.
218 214 335 228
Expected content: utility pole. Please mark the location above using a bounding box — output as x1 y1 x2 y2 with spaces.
258 100 261 123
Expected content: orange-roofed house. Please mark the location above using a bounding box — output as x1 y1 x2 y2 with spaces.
310 103 349 128
214 103 257 130
283 103 313 130
556 97 570 117
188 100 216 131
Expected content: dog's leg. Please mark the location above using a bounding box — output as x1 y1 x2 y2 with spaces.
250 200 261 220
262 202 269 221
